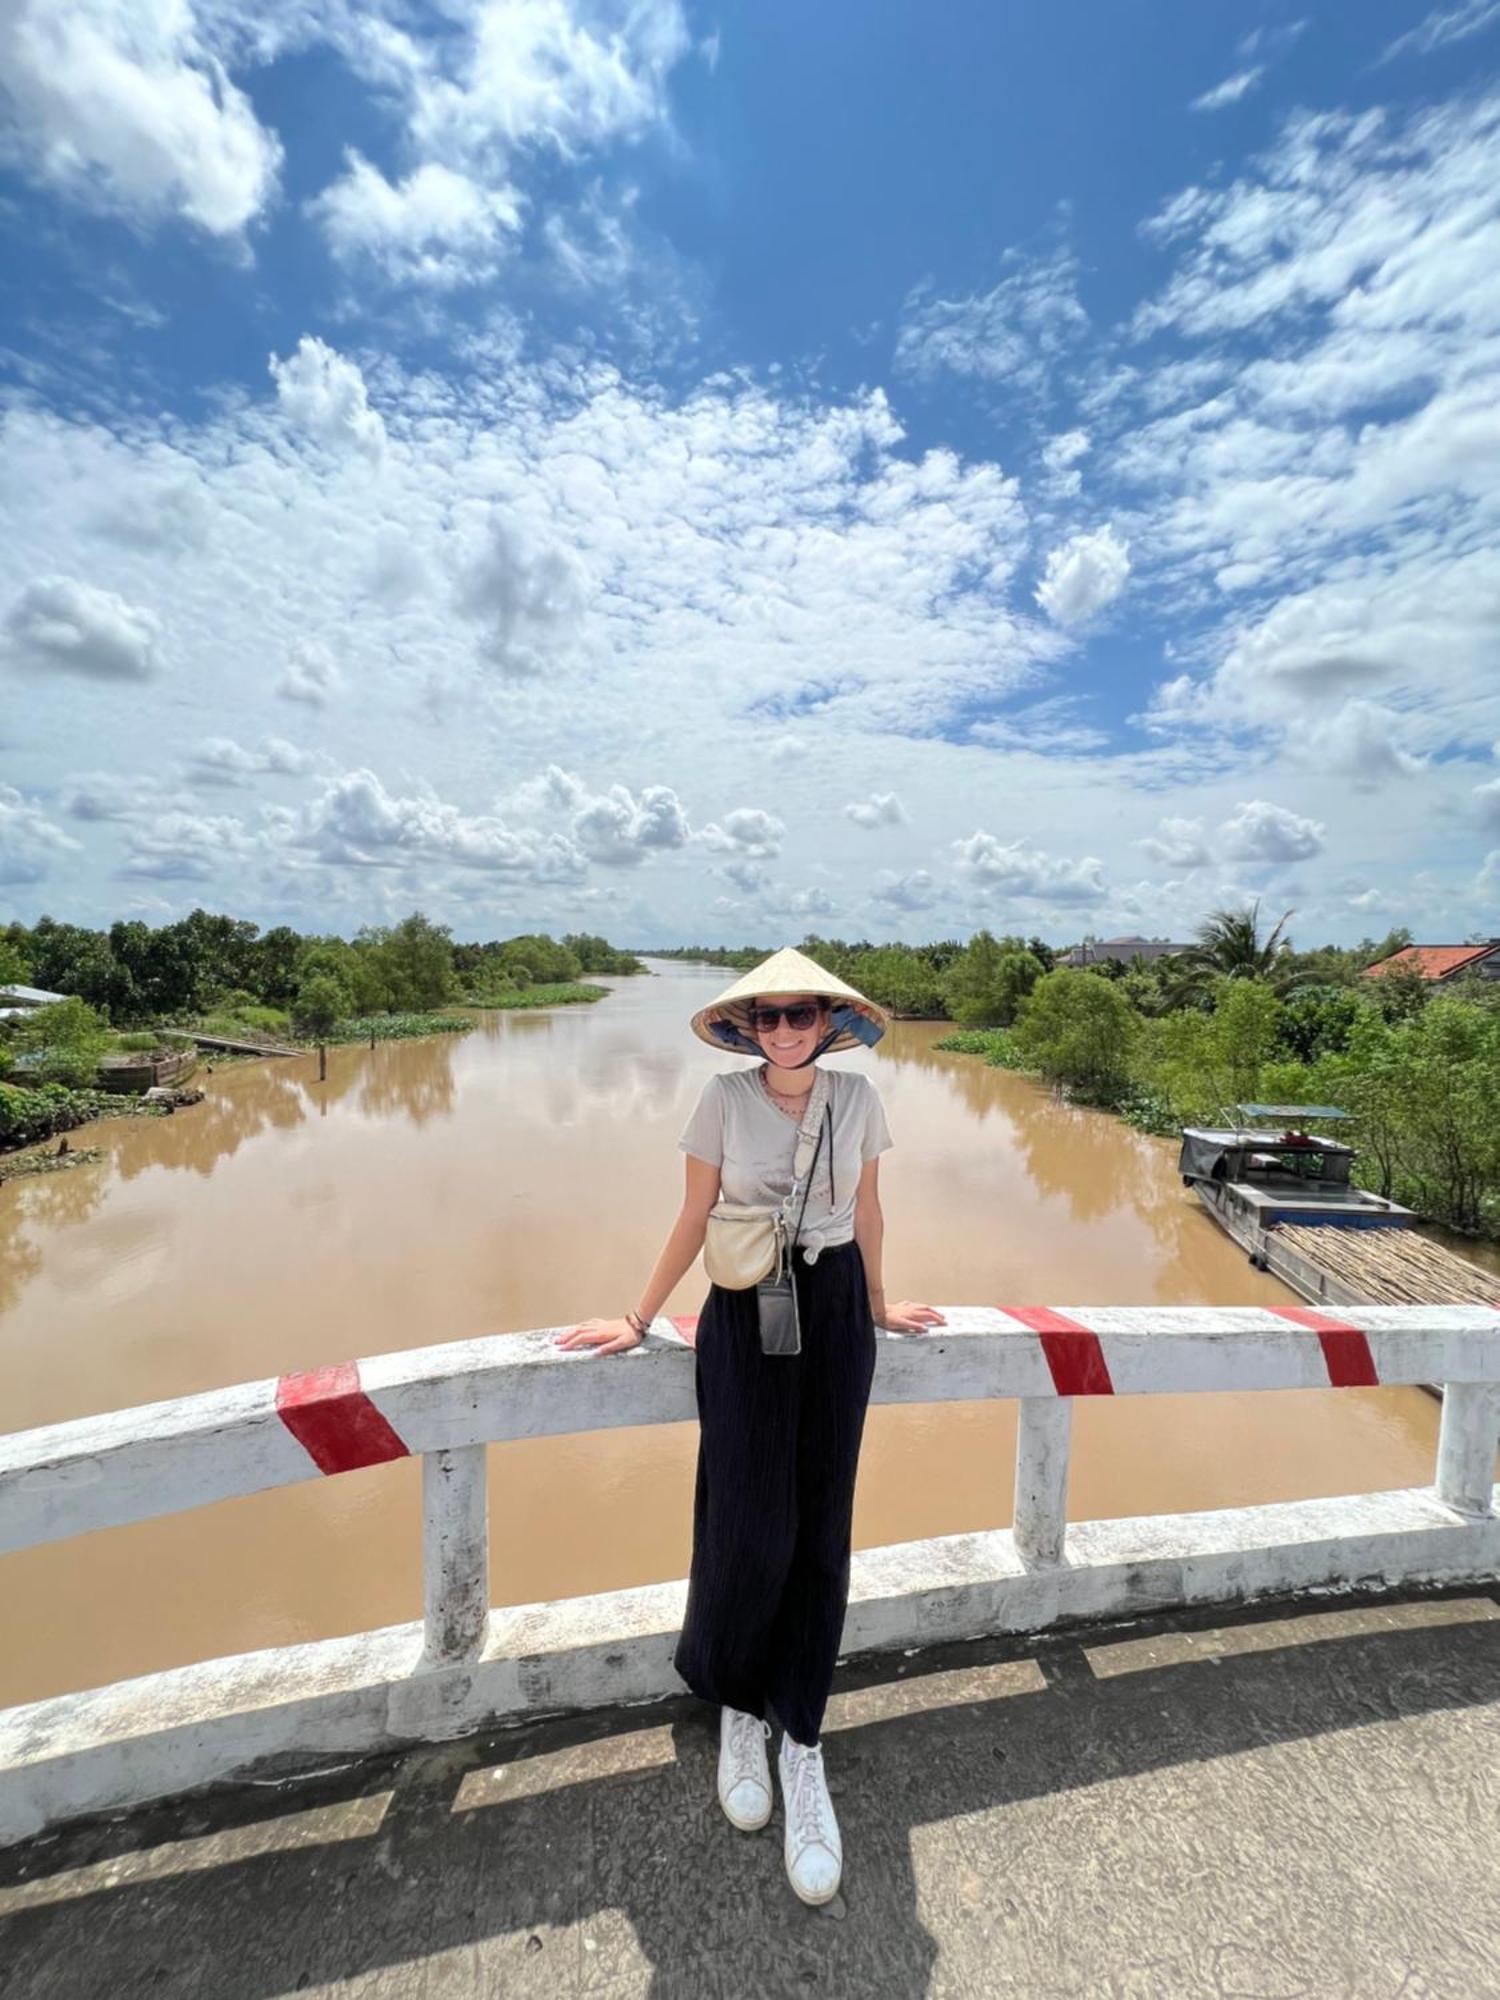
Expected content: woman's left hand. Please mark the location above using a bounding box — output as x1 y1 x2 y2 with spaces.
876 1301 946 1336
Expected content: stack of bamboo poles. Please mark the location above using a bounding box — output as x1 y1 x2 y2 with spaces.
1274 1225 1500 1307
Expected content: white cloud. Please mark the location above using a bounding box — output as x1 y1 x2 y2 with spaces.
0 785 79 883
310 152 522 288
1306 701 1425 787
872 868 936 910
60 772 167 821
843 792 906 829
719 859 767 895
698 808 785 859
0 0 281 234
1034 525 1130 626
573 782 690 866
276 640 344 708
953 832 1107 904
269 337 385 459
1219 799 1326 865
120 810 256 881
1475 776 1500 833
769 735 809 765
761 883 838 918
456 514 592 676
1380 0 1500 64
3 575 159 680
408 0 689 163
1138 817 1211 869
185 736 315 786
300 768 588 878
895 247 1088 395
1191 67 1264 114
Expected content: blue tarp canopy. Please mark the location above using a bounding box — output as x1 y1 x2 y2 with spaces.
1233 1103 1351 1122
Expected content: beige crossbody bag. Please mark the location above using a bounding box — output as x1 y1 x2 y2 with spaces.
702 1068 833 1289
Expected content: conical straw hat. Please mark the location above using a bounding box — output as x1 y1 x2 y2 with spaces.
690 946 889 1057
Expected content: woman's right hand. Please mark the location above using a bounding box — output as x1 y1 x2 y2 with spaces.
552 1316 645 1356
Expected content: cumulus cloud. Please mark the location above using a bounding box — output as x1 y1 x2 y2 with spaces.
269 337 385 459
573 782 690 866
456 514 592 676
300 768 588 878
0 785 79 884
844 792 907 829
1138 817 1211 869
953 831 1107 904
761 883 838 918
61 771 168 821
1034 526 1130 626
277 640 343 708
1475 772 1500 834
0 0 281 234
309 152 522 287
872 868 936 910
120 810 256 881
185 736 315 787
1307 701 1425 787
698 808 785 859
1219 800 1326 865
719 859 767 896
3 576 159 680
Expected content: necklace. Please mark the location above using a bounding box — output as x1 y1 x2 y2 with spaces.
760 1065 813 1117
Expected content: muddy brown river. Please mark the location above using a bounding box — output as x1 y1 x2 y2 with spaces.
0 960 1447 1707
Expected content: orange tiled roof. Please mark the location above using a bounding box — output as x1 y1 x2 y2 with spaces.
1364 945 1495 981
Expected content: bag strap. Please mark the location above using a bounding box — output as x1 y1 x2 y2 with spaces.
785 1068 833 1259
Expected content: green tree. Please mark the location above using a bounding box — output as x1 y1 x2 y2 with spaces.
1179 901 1297 991
0 937 29 987
943 932 1043 1027
293 972 348 1040
359 913 458 1011
1013 968 1137 1095
9 996 112 1087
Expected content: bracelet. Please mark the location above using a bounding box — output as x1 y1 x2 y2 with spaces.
625 1309 649 1338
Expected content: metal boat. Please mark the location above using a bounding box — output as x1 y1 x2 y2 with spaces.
1178 1103 1414 1299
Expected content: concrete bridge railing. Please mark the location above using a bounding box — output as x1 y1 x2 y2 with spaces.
2 1304 1498 1847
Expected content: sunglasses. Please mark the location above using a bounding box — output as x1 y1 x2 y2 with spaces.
747 1002 825 1033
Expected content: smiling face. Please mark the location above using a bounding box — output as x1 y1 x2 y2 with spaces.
747 991 828 1069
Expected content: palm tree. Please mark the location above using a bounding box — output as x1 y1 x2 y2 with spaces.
1179 901 1298 993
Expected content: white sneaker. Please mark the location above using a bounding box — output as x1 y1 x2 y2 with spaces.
778 1733 842 1905
717 1706 773 1831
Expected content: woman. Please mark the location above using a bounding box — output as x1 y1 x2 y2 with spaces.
554 947 944 1906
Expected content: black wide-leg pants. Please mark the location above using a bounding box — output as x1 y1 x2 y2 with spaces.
672 1239 878 1747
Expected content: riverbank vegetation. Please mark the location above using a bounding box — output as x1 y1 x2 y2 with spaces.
1 913 638 1151
931 913 1500 1241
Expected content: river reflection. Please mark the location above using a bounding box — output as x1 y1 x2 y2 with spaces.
0 964 1458 1706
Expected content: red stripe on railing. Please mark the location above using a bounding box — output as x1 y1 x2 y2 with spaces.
1268 1306 1380 1388
275 1362 410 1474
670 1315 699 1345
1003 1306 1115 1396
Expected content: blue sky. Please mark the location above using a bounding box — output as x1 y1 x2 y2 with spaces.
2 0 1499 947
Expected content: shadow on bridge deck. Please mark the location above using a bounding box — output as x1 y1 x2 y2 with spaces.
3 1583 1499 2000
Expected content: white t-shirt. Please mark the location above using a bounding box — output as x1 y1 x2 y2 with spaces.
677 1064 894 1250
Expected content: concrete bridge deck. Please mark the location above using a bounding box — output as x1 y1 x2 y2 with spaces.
3 1583 1498 2000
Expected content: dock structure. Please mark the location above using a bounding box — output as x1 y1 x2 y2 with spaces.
1 1304 1498 1992
185 1030 302 1059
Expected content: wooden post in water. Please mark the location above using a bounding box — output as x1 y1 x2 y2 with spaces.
422 1445 490 1665
318 1042 327 1082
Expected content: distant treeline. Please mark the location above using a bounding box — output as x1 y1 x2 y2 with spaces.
1 912 644 1033
645 924 1430 1025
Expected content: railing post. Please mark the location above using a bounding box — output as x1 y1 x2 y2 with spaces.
1435 1383 1500 1519
1014 1398 1072 1565
422 1446 490 1664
